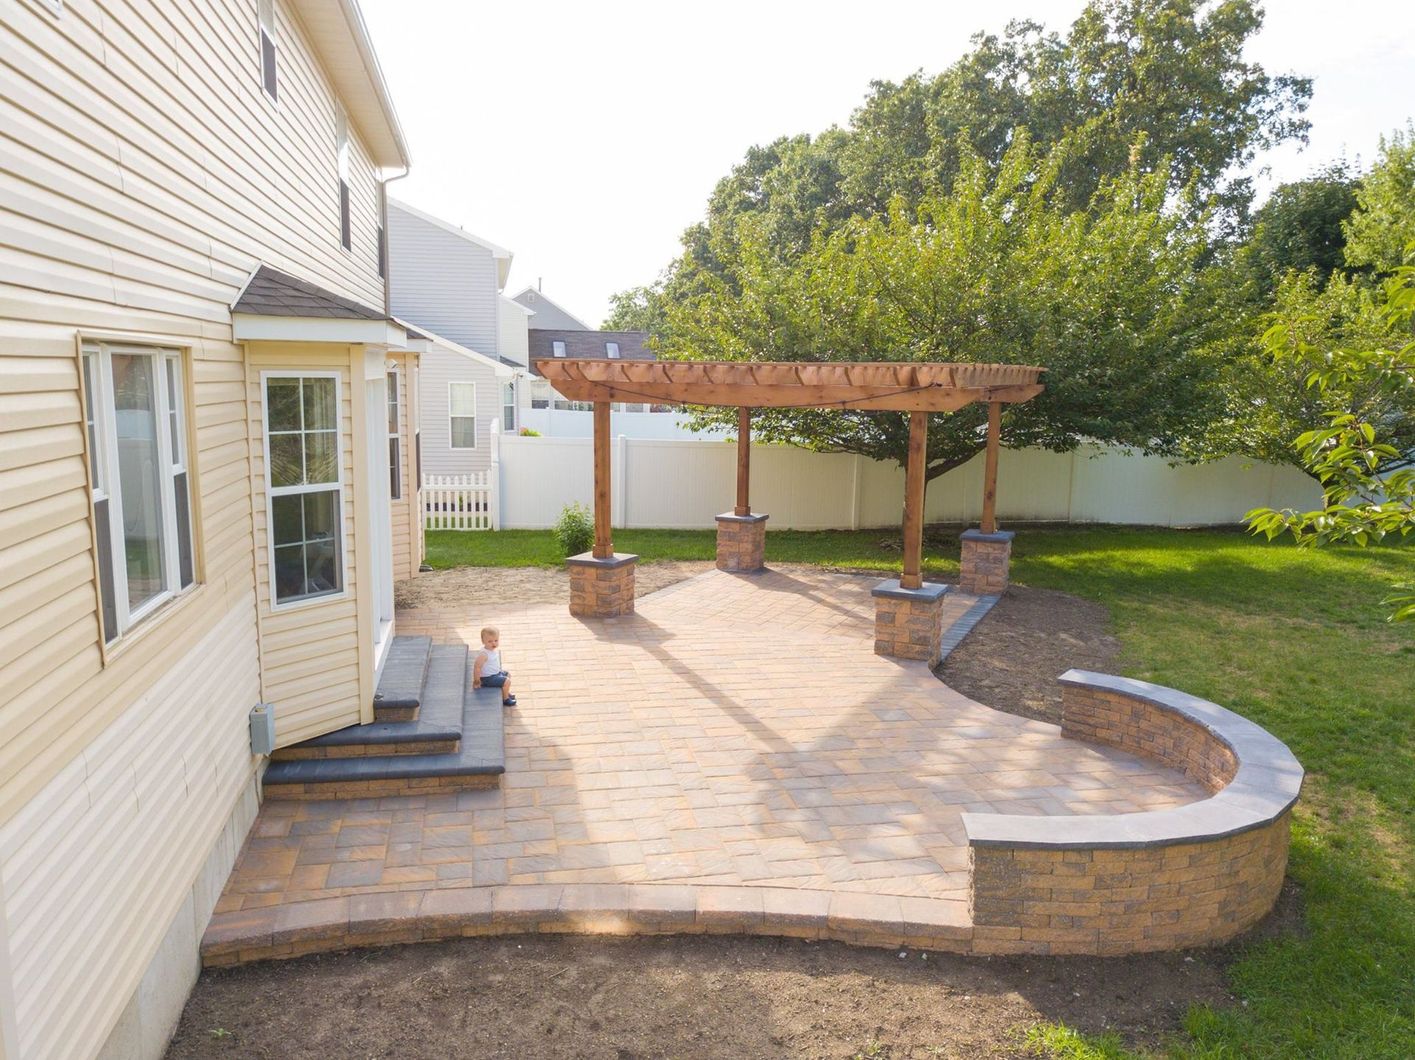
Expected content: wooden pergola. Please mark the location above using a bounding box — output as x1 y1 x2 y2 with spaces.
537 360 1044 590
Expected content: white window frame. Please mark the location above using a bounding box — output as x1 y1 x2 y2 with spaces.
448 381 477 450
501 380 516 432
551 340 567 358
81 342 196 642
387 368 401 500
257 0 278 102
605 342 621 359
261 371 348 611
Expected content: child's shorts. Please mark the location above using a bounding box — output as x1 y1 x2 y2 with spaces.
481 670 509 689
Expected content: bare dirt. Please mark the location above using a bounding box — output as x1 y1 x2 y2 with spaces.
167 933 1241 1059
395 561 715 610
169 569 1300 1059
936 586 1122 724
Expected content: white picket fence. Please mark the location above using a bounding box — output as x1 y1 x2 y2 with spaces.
422 472 498 531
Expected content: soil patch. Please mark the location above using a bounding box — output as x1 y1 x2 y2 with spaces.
396 560 714 609
167 934 1235 1059
937 585 1121 724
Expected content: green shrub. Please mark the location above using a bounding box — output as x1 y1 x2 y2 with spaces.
553 502 594 556
518 426 541 436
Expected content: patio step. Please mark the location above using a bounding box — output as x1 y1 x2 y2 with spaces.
262 645 505 799
372 635 432 721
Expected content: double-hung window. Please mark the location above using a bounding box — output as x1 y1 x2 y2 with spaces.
81 343 196 643
529 379 551 409
264 375 344 606
336 107 351 250
449 382 476 449
387 370 401 500
501 381 516 432
258 0 278 101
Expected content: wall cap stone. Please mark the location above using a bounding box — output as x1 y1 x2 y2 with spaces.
565 552 639 569
715 512 770 524
966 670 1303 850
871 579 949 602
961 529 1016 543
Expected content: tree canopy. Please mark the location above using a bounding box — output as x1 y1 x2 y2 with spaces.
656 135 1223 478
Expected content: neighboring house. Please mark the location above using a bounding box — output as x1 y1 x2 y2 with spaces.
0 3 419 1057
510 286 591 331
520 328 727 439
386 200 520 475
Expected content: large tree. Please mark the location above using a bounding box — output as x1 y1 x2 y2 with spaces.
609 0 1313 335
657 135 1223 479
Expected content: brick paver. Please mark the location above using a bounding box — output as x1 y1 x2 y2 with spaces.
216 570 1203 929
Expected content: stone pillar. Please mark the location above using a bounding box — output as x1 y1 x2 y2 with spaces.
567 552 638 617
959 529 1014 595
871 580 948 667
715 512 768 572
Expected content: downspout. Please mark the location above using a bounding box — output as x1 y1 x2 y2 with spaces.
379 165 410 317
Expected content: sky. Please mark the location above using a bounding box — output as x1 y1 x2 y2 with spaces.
359 0 1415 328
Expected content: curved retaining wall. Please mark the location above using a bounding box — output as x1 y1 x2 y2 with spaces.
966 670 1303 955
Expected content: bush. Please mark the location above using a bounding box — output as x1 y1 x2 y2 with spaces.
518 426 541 436
553 502 594 556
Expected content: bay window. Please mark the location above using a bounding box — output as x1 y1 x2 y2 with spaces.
81 342 196 643
263 374 344 605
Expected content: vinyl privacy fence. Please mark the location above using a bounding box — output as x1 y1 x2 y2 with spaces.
483 433 1320 531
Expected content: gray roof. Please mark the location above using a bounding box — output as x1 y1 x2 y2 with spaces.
232 265 386 321
528 328 653 376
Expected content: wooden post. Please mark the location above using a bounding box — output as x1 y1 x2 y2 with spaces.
981 401 1001 534
593 400 612 558
734 406 751 516
901 411 928 590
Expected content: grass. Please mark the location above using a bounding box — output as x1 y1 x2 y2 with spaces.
425 524 1414 1058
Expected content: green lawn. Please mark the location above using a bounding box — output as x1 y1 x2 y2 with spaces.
424 525 1414 1058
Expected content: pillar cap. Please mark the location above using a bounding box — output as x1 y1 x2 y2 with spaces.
871 578 949 602
565 551 639 569
715 512 769 524
961 528 1016 543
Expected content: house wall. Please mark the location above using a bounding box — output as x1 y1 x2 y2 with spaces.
498 297 530 367
387 204 501 355
245 343 370 747
0 1 394 1056
512 289 589 330
417 346 505 476
389 351 421 583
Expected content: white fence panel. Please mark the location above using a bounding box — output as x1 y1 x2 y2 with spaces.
491 436 1321 531
422 472 497 531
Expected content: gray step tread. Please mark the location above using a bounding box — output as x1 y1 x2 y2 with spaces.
372 635 432 710
265 652 505 785
303 644 466 747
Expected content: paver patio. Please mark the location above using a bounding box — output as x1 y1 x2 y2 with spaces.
215 569 1204 935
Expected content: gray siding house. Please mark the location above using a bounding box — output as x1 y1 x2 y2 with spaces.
511 287 592 331
387 200 518 475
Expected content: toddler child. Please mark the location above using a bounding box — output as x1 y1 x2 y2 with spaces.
472 625 516 707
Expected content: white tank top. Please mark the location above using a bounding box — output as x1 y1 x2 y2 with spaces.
480 648 502 674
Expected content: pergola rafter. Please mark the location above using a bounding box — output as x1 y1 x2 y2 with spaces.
550 359 1045 620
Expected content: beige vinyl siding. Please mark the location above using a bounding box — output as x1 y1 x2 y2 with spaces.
388 351 420 583
0 323 262 1060
2 0 386 329
0 601 259 1060
1 2 398 1055
246 343 367 746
